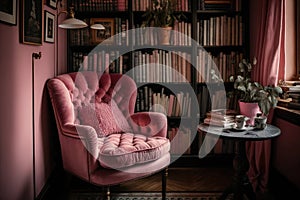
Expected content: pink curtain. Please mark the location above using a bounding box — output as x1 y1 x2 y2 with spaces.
246 0 285 193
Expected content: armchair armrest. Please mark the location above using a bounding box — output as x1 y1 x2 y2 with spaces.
129 112 167 138
61 123 99 158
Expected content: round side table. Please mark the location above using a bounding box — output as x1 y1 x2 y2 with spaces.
198 124 281 200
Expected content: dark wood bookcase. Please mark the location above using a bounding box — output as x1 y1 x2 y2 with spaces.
66 0 248 165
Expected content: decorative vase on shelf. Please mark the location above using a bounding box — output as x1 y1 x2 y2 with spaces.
158 26 172 45
238 100 261 126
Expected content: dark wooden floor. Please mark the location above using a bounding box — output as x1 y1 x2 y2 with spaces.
68 167 234 193
41 166 300 200
115 167 234 192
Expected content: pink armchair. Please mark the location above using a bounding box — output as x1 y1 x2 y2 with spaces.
47 71 170 199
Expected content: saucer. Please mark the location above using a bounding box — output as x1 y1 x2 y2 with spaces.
231 126 253 132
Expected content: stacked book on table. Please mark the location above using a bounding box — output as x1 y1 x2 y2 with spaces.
281 83 300 110
203 109 237 128
199 109 238 154
288 86 300 110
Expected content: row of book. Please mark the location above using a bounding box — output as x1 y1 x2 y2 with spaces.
132 22 192 46
169 124 236 155
69 16 242 47
133 50 244 84
132 0 191 11
135 84 238 119
72 49 243 85
169 128 236 155
71 51 130 73
69 0 242 13
198 0 242 12
280 84 300 110
197 87 239 119
70 21 192 47
135 86 192 117
168 127 192 155
133 16 242 47
196 50 243 83
169 109 240 155
69 18 129 46
69 19 90 46
196 15 243 47
70 0 128 12
132 50 192 83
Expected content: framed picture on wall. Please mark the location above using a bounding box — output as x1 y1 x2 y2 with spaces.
44 11 54 43
20 0 43 45
91 18 115 44
0 0 17 25
47 0 57 9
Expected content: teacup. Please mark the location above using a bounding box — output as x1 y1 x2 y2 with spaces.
235 115 249 129
254 116 267 130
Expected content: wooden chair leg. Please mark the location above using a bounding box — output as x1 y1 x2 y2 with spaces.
162 167 168 200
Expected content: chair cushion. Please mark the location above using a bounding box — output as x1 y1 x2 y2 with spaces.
98 133 170 169
78 102 130 137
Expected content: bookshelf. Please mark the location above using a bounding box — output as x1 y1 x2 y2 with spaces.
66 0 248 164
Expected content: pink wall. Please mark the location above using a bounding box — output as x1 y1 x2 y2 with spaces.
285 0 296 80
0 2 67 199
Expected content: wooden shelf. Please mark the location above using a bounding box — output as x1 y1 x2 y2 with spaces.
66 0 249 165
275 106 300 126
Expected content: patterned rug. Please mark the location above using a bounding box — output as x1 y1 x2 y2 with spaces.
69 192 233 200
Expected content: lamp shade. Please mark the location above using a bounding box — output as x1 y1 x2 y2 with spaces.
90 23 105 30
59 18 88 29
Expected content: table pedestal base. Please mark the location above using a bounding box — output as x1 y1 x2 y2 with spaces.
219 140 256 200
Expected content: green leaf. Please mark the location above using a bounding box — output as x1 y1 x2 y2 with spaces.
237 85 246 92
237 75 244 81
274 86 283 94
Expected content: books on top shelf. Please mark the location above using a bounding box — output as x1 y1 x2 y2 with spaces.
288 86 300 92
72 0 128 12
198 0 242 11
278 96 300 110
279 85 300 110
281 85 300 93
203 109 237 128
284 80 300 86
288 89 300 110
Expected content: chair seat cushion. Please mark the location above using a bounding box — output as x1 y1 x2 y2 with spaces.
98 133 170 169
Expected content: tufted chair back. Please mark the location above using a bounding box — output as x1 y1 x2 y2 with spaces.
50 71 136 129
